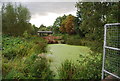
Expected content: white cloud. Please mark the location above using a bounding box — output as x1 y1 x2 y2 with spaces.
30 13 59 27
28 2 77 27
30 11 76 27
22 2 77 16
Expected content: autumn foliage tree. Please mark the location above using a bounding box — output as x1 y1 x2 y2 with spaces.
59 14 75 34
59 19 66 33
53 15 67 34
65 15 75 34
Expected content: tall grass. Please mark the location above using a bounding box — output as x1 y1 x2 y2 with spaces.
2 35 54 79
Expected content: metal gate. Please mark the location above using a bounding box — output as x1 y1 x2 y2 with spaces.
102 23 120 79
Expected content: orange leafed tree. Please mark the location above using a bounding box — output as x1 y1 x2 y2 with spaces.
59 14 75 34
65 15 75 34
59 20 66 33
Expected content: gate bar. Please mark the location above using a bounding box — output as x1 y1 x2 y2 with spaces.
102 23 120 80
104 70 120 79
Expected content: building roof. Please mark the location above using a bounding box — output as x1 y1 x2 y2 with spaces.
37 31 53 34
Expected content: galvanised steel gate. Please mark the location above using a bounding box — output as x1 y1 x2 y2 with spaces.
102 23 120 79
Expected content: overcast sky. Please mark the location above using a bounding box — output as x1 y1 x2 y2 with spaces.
21 2 77 27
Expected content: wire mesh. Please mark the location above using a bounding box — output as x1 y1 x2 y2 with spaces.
102 23 120 79
105 48 120 76
106 25 120 48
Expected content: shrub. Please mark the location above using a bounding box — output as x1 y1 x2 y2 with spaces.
62 34 82 45
60 34 67 43
58 53 102 79
61 34 103 53
2 35 51 79
24 54 54 79
76 53 102 79
80 39 103 53
26 35 47 53
58 59 79 79
3 53 55 79
2 36 24 59
2 59 12 77
2 39 33 59
23 30 30 38
2 57 26 79
66 38 81 45
34 41 47 53
2 35 47 59
89 41 103 53
5 69 25 79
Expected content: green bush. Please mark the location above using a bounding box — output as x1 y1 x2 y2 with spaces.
80 39 103 53
23 30 30 38
2 35 51 79
23 54 54 79
66 38 81 45
25 35 47 53
2 36 24 59
58 53 102 79
5 69 25 79
34 41 47 53
2 35 47 59
89 41 103 53
30 56 54 79
2 57 27 79
65 35 102 52
3 52 54 79
2 38 33 59
58 59 79 79
62 34 82 45
2 59 12 77
76 53 102 79
61 34 103 53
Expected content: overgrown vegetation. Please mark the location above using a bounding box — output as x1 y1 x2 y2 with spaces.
1 1 120 80
58 53 102 80
2 35 55 79
1 3 55 80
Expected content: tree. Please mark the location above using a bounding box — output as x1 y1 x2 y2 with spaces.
59 20 66 33
65 15 75 34
53 15 67 34
75 2 120 53
2 3 31 36
39 24 46 31
59 14 76 35
30 24 39 35
75 2 111 41
106 2 120 23
46 26 52 31
76 2 120 41
2 3 17 35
